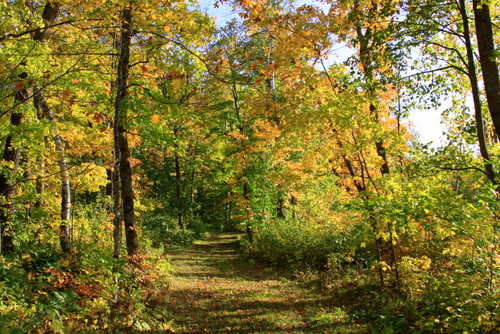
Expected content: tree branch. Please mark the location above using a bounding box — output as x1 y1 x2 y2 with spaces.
0 20 75 42
433 165 488 176
429 41 468 69
0 57 83 119
403 65 456 78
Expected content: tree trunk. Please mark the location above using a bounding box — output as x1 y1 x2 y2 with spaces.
115 8 138 256
33 1 60 42
243 181 253 243
34 2 69 252
174 151 184 230
189 165 195 222
354 4 392 288
173 126 184 230
370 104 390 176
277 196 285 218
35 146 46 210
110 27 122 260
354 3 391 177
459 0 496 185
34 86 71 253
112 159 121 259
473 0 500 139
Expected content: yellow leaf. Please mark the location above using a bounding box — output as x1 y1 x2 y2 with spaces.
171 78 182 91
160 319 174 331
163 24 171 33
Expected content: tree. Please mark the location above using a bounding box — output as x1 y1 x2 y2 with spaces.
0 0 75 253
473 0 500 139
402 0 497 185
33 86 72 253
325 0 407 288
113 6 139 256
458 0 496 185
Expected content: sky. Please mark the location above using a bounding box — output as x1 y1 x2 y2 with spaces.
195 0 448 147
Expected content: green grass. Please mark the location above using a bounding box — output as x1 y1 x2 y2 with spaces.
166 233 367 333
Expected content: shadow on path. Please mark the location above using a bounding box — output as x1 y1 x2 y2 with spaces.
166 233 366 333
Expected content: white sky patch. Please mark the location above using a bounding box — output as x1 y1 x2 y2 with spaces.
407 109 447 147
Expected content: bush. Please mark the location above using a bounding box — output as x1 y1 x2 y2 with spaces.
0 237 174 333
140 215 195 247
249 218 349 270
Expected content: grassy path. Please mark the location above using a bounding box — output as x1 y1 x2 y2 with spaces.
166 233 367 333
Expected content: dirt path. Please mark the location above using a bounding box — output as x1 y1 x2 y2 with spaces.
166 233 366 333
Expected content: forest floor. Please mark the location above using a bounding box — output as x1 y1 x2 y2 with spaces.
165 232 368 333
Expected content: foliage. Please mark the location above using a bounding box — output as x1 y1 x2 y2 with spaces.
0 0 499 331
0 238 173 333
249 217 353 270
140 215 196 247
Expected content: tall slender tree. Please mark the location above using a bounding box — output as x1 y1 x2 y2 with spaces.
0 0 73 253
114 5 139 256
402 0 497 185
33 86 72 253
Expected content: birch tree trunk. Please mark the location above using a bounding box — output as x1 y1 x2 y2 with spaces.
0 1 64 253
34 87 71 253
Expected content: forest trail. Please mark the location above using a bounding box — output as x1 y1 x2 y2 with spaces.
166 233 366 333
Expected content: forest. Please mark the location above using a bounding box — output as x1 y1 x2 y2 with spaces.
0 0 498 332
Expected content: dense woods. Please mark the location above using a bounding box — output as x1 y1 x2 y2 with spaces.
0 0 498 332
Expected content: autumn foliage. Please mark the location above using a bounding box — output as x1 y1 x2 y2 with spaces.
0 0 498 332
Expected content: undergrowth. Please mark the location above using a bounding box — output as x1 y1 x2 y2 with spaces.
247 216 499 333
0 240 172 333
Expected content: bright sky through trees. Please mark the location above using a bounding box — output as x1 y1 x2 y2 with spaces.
197 0 447 146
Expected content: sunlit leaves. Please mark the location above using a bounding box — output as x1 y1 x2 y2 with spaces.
150 114 161 123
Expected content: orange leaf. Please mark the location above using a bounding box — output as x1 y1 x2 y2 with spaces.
15 82 24 90
61 90 72 100
141 66 149 73
93 113 104 123
151 114 161 123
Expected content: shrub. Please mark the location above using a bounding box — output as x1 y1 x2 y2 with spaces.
249 218 349 270
0 237 173 333
140 215 195 247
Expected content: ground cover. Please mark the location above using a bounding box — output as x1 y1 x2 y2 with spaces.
166 233 367 333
